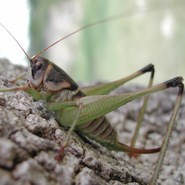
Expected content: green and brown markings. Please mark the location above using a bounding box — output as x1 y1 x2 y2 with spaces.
0 11 184 185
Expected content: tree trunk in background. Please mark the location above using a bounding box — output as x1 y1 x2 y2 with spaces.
28 0 56 55
28 0 185 83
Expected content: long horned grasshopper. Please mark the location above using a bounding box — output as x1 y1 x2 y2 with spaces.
0 10 184 185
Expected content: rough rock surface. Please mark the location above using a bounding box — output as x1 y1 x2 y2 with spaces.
0 59 184 185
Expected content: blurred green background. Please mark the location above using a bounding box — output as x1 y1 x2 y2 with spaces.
28 0 185 84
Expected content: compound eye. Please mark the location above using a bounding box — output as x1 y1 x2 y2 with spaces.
31 61 45 78
36 62 43 71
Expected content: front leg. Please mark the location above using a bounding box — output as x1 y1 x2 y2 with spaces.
0 81 51 101
6 73 27 84
49 101 83 161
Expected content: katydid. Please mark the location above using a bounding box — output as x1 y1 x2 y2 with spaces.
0 15 184 185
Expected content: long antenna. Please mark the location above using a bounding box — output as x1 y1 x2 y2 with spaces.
1 2 183 61
0 23 31 62
32 2 182 60
32 10 137 60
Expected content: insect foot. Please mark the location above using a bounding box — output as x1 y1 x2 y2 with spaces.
55 145 67 161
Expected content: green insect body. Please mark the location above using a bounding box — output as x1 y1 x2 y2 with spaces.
0 20 184 185
23 56 160 154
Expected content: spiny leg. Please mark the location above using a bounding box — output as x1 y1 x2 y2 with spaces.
82 63 155 96
130 64 155 152
55 103 83 161
61 77 183 129
0 84 30 92
82 64 156 150
58 77 183 154
149 82 184 185
0 83 49 100
7 73 26 83
82 64 156 154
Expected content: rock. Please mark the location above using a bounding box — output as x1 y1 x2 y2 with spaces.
0 59 184 185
